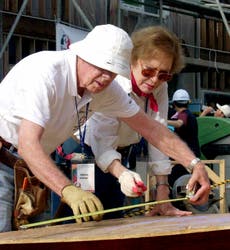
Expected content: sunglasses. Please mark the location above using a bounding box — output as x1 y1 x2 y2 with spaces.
141 67 173 82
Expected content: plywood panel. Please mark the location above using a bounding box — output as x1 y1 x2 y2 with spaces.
0 214 230 250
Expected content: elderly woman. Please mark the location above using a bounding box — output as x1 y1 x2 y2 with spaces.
83 26 193 216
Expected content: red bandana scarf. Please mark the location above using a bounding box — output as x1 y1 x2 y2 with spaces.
131 72 158 112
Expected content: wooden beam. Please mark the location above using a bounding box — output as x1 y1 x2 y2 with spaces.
2 14 55 40
184 57 230 71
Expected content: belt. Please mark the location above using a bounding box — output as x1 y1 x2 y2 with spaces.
0 137 19 168
0 136 17 152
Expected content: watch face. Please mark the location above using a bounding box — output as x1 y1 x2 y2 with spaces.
188 158 201 172
191 158 200 166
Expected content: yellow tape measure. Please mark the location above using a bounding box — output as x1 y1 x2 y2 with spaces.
211 178 230 188
20 178 230 230
20 197 188 230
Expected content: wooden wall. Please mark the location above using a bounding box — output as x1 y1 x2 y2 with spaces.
200 18 230 91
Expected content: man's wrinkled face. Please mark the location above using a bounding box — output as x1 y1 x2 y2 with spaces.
77 59 117 94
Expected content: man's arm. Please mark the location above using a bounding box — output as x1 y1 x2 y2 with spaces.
18 119 71 196
121 110 210 205
17 119 103 222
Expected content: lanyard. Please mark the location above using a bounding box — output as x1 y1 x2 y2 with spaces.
145 98 149 113
74 97 89 154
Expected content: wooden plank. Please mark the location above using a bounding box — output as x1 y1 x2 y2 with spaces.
184 57 230 71
227 72 230 89
64 0 70 23
2 35 9 75
200 18 206 48
15 36 22 63
10 0 18 13
39 0 46 18
2 14 55 40
4 0 10 10
219 159 227 213
25 0 32 15
217 22 223 51
51 0 57 18
208 20 215 49
210 71 217 89
219 71 225 91
202 71 209 89
0 214 230 249
224 29 230 52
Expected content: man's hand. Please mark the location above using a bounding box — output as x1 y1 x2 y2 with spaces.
61 185 104 223
118 170 147 197
187 163 211 205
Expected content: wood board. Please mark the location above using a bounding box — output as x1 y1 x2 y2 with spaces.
0 213 230 250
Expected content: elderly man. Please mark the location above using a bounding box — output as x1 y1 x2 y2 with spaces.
0 24 210 232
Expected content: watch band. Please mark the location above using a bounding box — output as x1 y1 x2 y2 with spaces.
156 181 170 188
187 157 201 172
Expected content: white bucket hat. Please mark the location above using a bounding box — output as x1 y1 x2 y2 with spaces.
69 24 133 79
216 103 230 118
172 89 190 104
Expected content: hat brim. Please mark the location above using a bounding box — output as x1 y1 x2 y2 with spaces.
173 100 189 104
69 41 130 79
216 103 221 110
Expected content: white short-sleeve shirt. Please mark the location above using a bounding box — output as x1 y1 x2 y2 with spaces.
0 50 139 154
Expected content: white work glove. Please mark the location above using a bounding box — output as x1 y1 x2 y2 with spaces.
61 185 104 223
118 170 147 197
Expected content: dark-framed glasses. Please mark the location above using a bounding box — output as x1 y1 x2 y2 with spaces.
141 67 173 82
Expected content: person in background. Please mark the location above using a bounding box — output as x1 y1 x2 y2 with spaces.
167 89 216 213
167 88 201 186
200 103 230 118
0 24 210 232
168 89 201 158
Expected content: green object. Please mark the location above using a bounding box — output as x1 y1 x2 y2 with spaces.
197 117 230 159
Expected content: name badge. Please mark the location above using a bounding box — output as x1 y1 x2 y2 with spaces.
71 162 95 192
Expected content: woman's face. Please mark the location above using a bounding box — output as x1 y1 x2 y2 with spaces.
131 50 173 94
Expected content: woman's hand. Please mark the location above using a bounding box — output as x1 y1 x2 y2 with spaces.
146 184 192 216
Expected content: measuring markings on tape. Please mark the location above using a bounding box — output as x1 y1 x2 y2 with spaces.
20 178 230 230
20 197 188 229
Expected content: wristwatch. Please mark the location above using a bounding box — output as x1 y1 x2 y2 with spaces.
187 158 201 172
156 181 170 188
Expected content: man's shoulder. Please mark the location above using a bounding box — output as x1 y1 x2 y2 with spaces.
115 75 131 93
